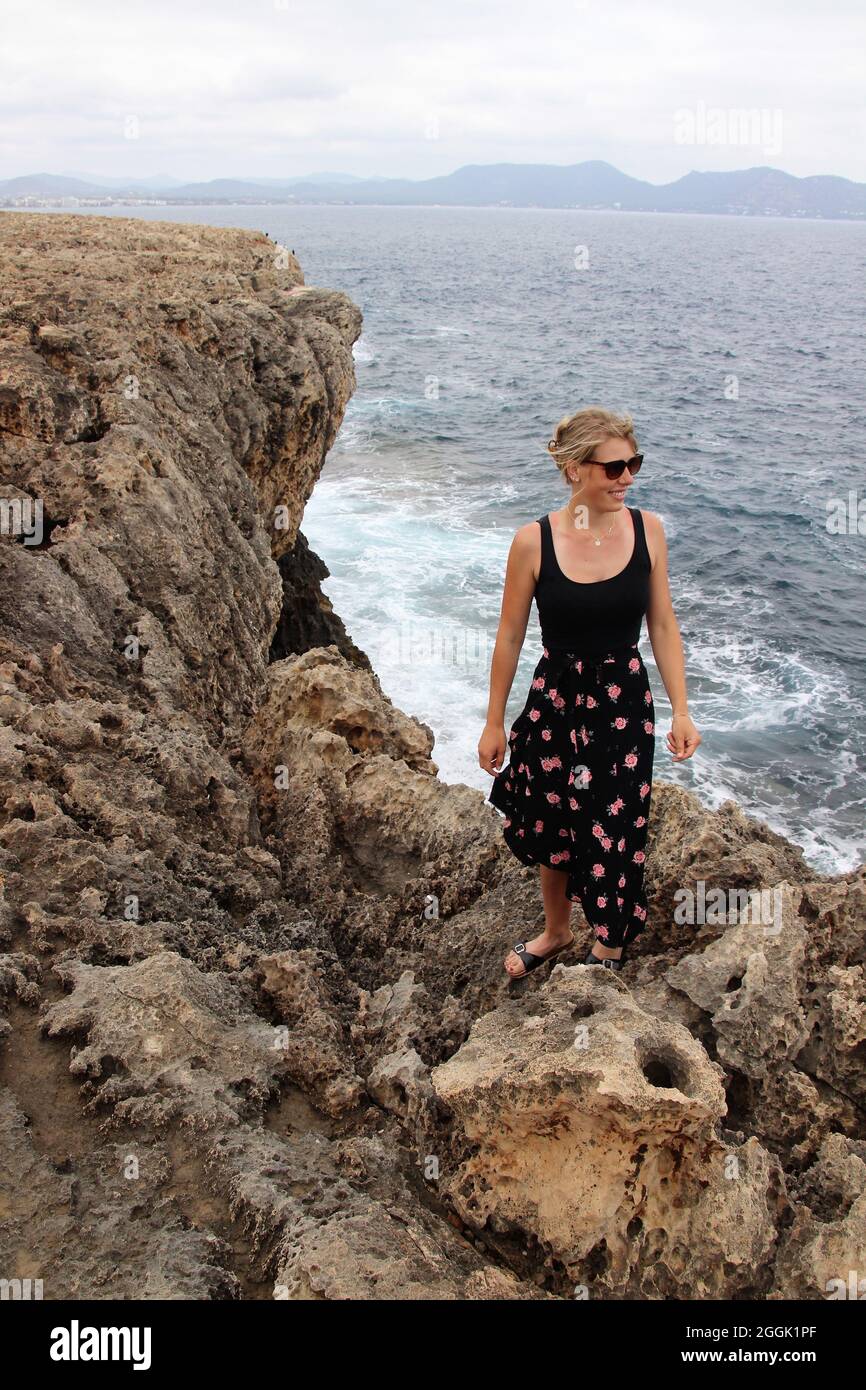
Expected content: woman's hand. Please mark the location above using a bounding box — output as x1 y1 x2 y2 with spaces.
667 712 701 761
478 722 507 775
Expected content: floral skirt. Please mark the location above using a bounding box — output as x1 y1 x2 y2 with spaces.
488 641 655 949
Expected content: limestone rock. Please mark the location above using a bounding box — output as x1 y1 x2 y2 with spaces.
431 964 783 1298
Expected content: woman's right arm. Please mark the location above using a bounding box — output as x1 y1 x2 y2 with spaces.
478 523 539 773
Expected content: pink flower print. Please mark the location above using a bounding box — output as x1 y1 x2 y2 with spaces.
517 762 525 773
534 819 544 832
628 657 640 673
546 791 561 805
643 720 654 734
610 762 618 776
574 693 584 706
568 796 579 810
591 863 605 879
586 695 597 709
624 752 638 769
639 781 650 799
517 827 525 836
541 755 562 772
633 904 647 920
541 728 552 741
532 676 545 690
548 687 558 701
504 818 512 829
601 836 612 851
613 716 627 730
618 874 626 888
576 660 583 674
528 708 541 722
592 823 605 840
616 896 624 908
552 694 566 710
596 895 608 909
617 836 625 853
634 815 646 828
644 690 652 704
551 849 571 864
608 796 625 816
607 684 621 701
542 646 549 658
595 925 609 940
580 727 589 746
632 850 646 864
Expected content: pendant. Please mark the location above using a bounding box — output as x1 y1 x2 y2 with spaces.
593 538 601 546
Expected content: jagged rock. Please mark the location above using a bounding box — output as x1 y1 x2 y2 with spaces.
646 878 866 1157
770 1133 866 1299
0 1090 239 1299
366 1046 437 1130
0 951 41 1010
642 783 820 955
269 528 372 667
242 645 501 918
431 964 785 1298
208 1124 551 1300
42 951 287 1129
255 948 365 1117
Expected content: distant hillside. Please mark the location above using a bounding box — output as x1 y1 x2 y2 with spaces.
2 161 865 218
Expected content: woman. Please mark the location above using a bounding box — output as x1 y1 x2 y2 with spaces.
480 406 701 978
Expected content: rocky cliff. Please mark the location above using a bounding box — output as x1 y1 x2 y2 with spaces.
0 212 863 1301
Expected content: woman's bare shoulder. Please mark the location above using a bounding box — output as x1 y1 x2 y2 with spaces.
636 509 667 569
513 515 544 544
509 517 544 581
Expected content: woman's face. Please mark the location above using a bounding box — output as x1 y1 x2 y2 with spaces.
571 435 638 510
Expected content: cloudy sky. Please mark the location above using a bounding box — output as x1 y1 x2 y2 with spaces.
2 0 864 184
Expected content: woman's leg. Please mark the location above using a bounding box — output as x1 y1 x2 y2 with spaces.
503 865 574 976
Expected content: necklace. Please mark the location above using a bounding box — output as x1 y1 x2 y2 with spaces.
568 509 618 545
584 516 617 546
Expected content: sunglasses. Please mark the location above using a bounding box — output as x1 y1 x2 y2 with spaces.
585 453 644 480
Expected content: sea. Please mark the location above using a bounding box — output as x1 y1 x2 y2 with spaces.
30 203 866 875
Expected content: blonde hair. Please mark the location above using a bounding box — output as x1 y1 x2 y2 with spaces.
547 406 638 483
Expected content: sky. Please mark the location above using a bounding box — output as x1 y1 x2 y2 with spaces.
1 0 864 185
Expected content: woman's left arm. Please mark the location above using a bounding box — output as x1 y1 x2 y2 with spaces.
643 511 702 762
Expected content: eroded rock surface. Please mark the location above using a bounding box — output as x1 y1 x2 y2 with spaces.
0 213 862 1301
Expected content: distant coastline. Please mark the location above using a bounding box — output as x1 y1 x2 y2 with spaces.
3 158 865 220
5 200 858 223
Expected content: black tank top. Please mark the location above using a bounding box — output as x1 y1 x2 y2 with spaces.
533 507 651 656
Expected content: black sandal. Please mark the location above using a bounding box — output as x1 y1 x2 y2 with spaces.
506 931 576 979
583 944 626 972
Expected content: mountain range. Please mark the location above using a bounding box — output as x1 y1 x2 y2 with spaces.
2 162 864 218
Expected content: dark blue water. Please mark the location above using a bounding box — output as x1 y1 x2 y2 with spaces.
36 204 866 873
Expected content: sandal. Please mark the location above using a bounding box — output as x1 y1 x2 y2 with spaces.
506 931 576 979
583 944 626 972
